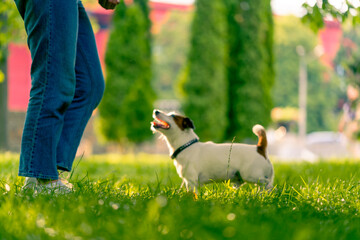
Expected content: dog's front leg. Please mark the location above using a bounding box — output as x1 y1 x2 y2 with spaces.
178 180 186 192
185 179 199 194
180 180 185 189
185 181 199 200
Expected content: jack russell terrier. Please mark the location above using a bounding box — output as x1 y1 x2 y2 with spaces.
151 109 274 193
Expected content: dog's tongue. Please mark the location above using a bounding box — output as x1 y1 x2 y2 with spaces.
152 121 160 127
152 119 170 129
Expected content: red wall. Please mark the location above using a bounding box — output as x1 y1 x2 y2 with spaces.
7 43 31 112
319 20 342 69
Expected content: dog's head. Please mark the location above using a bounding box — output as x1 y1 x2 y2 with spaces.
151 109 195 136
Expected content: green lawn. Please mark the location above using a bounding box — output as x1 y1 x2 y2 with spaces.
1 152 360 240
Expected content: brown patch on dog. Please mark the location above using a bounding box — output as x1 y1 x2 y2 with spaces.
256 130 268 159
172 115 195 130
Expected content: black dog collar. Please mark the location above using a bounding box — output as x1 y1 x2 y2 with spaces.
171 138 199 159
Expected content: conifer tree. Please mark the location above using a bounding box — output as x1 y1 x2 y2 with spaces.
225 0 274 140
98 0 155 143
180 0 228 142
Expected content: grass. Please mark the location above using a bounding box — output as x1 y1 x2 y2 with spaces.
1 153 360 240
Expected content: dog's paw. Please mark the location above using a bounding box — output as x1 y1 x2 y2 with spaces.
182 191 198 200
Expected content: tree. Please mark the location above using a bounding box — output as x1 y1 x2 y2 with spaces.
302 0 360 32
97 0 156 144
273 16 341 132
225 0 274 141
179 0 228 142
334 23 360 88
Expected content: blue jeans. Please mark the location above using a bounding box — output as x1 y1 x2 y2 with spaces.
15 0 105 179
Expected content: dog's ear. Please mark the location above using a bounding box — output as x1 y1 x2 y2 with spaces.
172 115 195 130
183 117 195 130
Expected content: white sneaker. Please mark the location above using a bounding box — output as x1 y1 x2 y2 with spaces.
36 179 73 194
22 177 72 194
22 177 38 191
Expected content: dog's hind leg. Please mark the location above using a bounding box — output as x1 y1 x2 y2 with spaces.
232 181 246 189
258 178 273 192
232 171 245 189
265 183 273 191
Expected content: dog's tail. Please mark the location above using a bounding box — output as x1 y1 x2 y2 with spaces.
252 124 268 158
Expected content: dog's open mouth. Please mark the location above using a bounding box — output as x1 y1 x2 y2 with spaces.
152 117 170 129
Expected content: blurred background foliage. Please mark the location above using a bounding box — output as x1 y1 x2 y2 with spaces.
2 0 360 146
302 0 360 32
273 16 342 133
334 22 360 89
0 0 25 82
0 0 25 150
152 11 192 100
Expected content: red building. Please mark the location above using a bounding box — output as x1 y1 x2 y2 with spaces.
318 20 343 69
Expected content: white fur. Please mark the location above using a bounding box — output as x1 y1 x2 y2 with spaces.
151 110 274 193
252 124 265 137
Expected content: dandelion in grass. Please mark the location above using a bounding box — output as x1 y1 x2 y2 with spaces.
227 213 236 221
36 216 46 228
111 203 119 210
156 195 168 207
5 184 10 192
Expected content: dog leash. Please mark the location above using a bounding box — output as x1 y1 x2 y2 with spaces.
171 138 199 159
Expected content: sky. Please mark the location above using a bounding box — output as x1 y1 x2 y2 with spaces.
271 0 308 16
151 0 360 16
272 0 360 16
151 0 307 15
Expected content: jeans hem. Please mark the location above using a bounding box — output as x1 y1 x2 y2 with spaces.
18 172 59 180
57 165 71 172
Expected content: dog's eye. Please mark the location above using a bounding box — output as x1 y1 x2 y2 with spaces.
171 114 175 118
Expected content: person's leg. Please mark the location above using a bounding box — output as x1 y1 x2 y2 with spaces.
56 1 105 171
16 0 79 180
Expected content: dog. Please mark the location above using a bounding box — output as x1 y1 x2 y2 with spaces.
151 109 274 193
